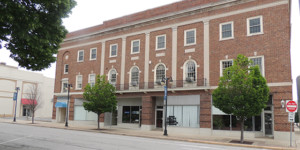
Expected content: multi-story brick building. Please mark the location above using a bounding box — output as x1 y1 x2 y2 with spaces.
53 0 292 141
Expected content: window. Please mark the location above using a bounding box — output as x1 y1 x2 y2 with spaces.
156 35 166 50
61 80 68 93
156 64 165 83
90 48 97 60
184 29 196 46
110 44 117 57
122 106 141 123
250 56 264 76
220 22 234 40
131 40 140 54
220 60 233 76
247 16 263 36
76 75 82 89
89 74 96 87
109 69 117 85
77 50 84 62
64 64 69 74
167 106 199 128
186 61 196 82
131 67 139 86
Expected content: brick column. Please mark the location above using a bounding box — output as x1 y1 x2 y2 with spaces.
200 92 211 128
141 96 155 130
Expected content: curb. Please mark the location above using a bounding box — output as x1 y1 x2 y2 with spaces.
1 121 296 150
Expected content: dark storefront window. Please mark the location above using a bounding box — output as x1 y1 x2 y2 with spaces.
213 115 261 131
122 106 141 123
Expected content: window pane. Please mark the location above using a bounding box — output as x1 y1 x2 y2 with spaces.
182 106 199 128
77 76 82 89
222 23 232 38
250 57 262 74
186 30 195 44
173 106 183 126
91 49 96 59
157 36 165 49
222 60 233 75
89 74 95 87
131 106 140 123
111 45 117 56
132 41 139 53
62 82 68 93
65 64 68 73
186 61 196 81
249 18 261 34
79 51 84 61
156 64 165 82
110 70 117 84
131 67 139 85
122 106 130 123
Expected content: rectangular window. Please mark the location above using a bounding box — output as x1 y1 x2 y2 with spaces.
247 16 263 36
76 75 83 89
89 74 96 87
220 60 233 76
122 106 141 123
250 56 264 76
64 64 69 74
184 29 196 46
90 48 97 60
220 22 234 40
167 105 199 128
77 50 84 62
110 44 118 57
131 40 140 54
61 80 68 93
156 35 166 50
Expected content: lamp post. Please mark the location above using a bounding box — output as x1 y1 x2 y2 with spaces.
13 87 20 122
65 84 72 127
161 77 173 136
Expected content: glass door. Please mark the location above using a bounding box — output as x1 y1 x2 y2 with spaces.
264 113 273 136
156 110 163 128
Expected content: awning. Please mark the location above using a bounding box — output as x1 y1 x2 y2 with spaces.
21 99 37 105
55 102 67 108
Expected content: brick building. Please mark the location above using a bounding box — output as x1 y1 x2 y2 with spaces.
53 0 292 141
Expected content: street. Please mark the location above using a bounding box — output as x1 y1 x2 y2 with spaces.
0 123 266 150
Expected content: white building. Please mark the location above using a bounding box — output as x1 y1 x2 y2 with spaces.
0 63 54 119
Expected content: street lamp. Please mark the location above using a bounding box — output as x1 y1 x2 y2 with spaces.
161 77 173 136
65 84 72 127
13 87 20 122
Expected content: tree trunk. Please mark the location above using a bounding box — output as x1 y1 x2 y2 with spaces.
32 110 34 124
97 113 100 130
240 118 244 143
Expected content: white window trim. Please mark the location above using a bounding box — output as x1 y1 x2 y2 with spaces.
61 78 68 93
108 69 118 84
183 60 198 81
247 15 264 36
220 59 233 76
89 48 97 60
131 40 140 54
156 34 166 50
76 75 83 90
64 64 68 74
184 28 196 46
88 74 96 85
129 66 140 86
110 44 118 57
249 55 265 77
77 50 84 62
219 21 234 41
154 63 167 83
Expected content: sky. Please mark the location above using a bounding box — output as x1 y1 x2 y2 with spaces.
0 0 299 99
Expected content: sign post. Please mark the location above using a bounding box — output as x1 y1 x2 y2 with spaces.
286 100 298 147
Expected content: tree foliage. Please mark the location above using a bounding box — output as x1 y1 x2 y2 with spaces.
83 75 117 129
0 0 76 70
212 54 269 143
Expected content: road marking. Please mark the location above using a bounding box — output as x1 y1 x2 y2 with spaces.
180 144 223 150
0 135 32 145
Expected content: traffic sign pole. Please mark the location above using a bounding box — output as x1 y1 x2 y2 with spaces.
285 100 297 147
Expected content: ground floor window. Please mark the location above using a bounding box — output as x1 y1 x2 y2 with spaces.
22 106 31 117
213 115 261 131
74 106 97 121
122 106 141 123
167 105 199 128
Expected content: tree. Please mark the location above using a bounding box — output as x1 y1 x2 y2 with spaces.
83 75 117 129
0 0 76 71
25 84 42 124
212 54 269 143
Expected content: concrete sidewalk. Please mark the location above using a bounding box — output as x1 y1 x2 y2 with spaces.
0 117 297 150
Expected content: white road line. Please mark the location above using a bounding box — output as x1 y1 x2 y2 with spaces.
180 144 224 150
0 135 32 145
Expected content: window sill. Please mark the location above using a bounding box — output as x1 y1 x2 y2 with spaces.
156 48 166 51
247 32 264 37
184 43 196 47
219 37 234 41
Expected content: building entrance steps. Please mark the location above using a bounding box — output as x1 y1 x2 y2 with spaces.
0 117 297 150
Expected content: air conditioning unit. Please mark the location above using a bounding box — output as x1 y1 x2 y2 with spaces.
131 81 137 86
186 77 194 82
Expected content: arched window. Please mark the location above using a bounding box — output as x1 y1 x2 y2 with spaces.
186 61 196 82
109 69 117 85
131 67 139 86
156 64 165 82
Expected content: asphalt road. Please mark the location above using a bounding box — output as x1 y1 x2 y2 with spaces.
0 123 266 150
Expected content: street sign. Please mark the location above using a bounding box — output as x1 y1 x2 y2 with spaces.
13 92 17 101
286 100 298 113
288 112 295 122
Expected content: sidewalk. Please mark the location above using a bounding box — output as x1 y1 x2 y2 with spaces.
0 117 297 150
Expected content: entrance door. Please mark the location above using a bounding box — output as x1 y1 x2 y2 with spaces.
264 113 273 136
156 110 163 128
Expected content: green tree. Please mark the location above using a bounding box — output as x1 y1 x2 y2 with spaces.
213 54 269 143
0 0 76 70
83 75 117 129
